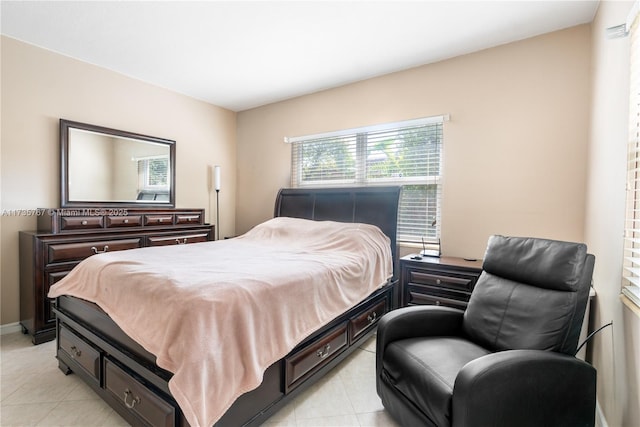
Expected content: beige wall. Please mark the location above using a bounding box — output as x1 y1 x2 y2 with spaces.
586 1 640 425
0 36 237 325
237 25 592 260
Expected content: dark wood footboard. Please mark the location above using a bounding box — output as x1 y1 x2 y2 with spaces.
53 281 396 426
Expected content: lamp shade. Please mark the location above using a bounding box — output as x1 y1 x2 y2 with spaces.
214 165 221 191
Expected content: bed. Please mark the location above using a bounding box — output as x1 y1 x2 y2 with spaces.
49 186 401 427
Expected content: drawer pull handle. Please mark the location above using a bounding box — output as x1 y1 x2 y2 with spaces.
91 245 109 254
367 312 378 323
175 238 188 245
81 220 88 225
435 300 441 306
316 344 331 359
124 219 129 224
123 389 141 409
69 345 82 358
436 279 442 285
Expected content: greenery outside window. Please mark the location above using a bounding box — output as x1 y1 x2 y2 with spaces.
288 116 446 243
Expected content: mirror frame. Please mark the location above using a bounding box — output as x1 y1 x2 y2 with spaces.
60 119 176 208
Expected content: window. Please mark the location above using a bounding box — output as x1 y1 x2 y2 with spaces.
288 116 446 243
138 156 169 189
137 156 170 201
623 7 640 308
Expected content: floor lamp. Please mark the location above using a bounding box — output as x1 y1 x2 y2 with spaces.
214 165 221 241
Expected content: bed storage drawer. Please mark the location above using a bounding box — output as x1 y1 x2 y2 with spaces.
105 358 175 427
59 325 101 383
349 297 387 342
285 322 348 392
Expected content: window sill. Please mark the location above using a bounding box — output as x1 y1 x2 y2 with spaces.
621 294 640 319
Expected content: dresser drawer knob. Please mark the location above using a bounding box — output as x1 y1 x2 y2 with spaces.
316 344 331 359
435 300 441 306
91 245 109 254
123 389 141 409
175 238 188 245
81 220 88 225
436 279 442 285
124 219 129 224
367 312 378 324
69 345 82 358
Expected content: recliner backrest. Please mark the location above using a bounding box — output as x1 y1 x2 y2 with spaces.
462 235 595 355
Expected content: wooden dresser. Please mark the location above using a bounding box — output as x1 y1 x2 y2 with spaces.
400 254 483 309
19 208 214 344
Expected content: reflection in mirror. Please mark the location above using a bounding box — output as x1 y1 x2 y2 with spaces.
61 120 175 208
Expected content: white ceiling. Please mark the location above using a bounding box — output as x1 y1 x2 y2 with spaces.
1 1 599 112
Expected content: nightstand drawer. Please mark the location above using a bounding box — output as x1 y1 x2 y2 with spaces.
408 270 477 293
408 291 468 309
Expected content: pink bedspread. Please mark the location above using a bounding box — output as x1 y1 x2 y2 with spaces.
48 217 392 427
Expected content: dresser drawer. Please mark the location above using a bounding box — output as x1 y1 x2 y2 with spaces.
147 232 210 247
47 238 142 264
60 216 104 231
106 215 142 228
285 322 348 392
349 297 387 343
175 213 202 225
144 215 174 226
408 269 478 293
59 325 101 383
104 358 175 427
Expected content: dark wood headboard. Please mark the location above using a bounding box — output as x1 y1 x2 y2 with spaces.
274 186 401 280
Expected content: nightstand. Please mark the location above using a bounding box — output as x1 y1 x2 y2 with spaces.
400 255 483 309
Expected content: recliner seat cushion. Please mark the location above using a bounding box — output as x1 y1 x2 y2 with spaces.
381 337 490 426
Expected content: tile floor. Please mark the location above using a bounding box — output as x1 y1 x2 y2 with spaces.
1 332 400 427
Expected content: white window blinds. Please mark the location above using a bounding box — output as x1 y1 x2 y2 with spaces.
623 8 640 308
289 116 445 243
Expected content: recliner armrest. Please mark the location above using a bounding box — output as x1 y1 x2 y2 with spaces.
376 306 464 387
452 350 597 427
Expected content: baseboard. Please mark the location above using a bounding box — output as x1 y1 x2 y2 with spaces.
0 322 22 336
596 400 608 427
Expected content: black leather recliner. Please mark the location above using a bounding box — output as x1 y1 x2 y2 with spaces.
376 235 597 427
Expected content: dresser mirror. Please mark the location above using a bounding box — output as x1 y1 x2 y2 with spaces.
60 119 176 208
